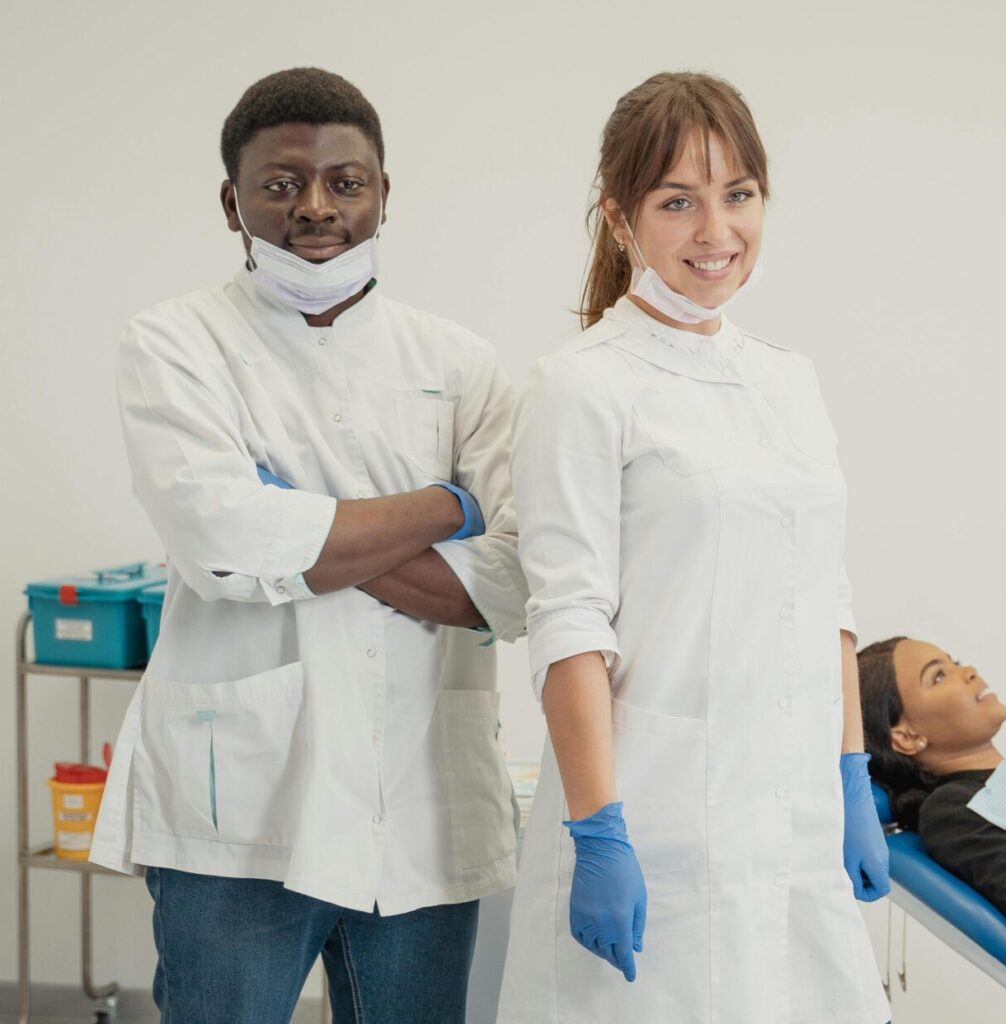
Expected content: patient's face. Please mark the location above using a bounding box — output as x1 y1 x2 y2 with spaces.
893 640 1006 756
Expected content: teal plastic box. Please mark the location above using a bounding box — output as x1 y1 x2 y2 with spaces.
138 581 166 659
25 562 167 669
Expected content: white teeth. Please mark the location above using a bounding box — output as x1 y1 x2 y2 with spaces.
977 689 996 701
689 257 732 271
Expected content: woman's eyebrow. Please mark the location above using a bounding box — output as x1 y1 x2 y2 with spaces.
919 657 943 682
655 175 754 192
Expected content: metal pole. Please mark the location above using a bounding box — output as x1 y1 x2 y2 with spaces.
80 675 90 763
16 612 32 1024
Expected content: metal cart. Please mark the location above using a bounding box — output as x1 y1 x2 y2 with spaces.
15 611 334 1024
15 610 137 1023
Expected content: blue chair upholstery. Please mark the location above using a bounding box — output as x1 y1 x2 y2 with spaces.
872 782 1006 967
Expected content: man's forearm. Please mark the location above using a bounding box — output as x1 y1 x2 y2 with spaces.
304 487 462 594
358 549 485 627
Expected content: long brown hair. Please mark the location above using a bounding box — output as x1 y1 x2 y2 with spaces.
858 636 937 831
580 72 770 329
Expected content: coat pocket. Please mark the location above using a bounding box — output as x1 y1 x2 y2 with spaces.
436 688 517 873
609 700 707 876
757 366 839 465
396 396 455 480
132 661 306 847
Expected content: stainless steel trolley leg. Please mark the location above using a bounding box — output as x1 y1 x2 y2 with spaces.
79 675 120 1006
17 612 32 1024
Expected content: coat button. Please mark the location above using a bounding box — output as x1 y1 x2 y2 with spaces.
779 606 792 620
781 516 792 528
333 412 343 423
275 585 286 595
722 366 734 377
777 696 791 709
372 815 383 825
318 336 329 346
367 647 377 658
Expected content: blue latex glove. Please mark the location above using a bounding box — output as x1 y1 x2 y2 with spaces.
256 465 294 489
430 482 485 541
564 801 647 982
840 752 890 902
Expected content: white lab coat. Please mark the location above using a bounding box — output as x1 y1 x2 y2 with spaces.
90 271 528 914
497 298 888 1023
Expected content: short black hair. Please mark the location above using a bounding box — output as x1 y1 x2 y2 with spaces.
220 67 384 181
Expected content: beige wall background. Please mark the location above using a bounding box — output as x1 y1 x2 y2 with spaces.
1 0 1004 1019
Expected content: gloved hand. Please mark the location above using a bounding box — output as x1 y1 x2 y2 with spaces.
564 801 647 982
256 465 294 490
430 482 485 541
840 752 890 902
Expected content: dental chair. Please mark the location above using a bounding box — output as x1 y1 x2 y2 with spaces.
872 782 1006 988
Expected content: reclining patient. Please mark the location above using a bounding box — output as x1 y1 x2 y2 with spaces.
858 637 1006 915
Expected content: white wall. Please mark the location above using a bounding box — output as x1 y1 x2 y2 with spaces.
1 0 1004 1018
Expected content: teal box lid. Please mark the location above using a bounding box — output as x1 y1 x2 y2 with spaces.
25 562 167 604
138 581 167 606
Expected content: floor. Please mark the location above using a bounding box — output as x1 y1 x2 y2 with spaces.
0 985 323 1023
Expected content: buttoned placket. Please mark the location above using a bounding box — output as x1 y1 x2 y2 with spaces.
774 493 797 896
308 320 391 839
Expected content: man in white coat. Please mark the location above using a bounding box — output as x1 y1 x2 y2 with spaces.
90 67 527 1024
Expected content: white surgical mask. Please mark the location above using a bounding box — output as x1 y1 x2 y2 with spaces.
233 193 380 314
623 219 762 325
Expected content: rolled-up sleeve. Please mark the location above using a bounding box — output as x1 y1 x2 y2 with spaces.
434 344 528 643
118 316 336 604
510 352 622 700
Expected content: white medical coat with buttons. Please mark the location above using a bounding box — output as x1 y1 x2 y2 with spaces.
497 298 888 1024
90 270 528 914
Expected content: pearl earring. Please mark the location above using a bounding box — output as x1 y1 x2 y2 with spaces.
917 739 927 751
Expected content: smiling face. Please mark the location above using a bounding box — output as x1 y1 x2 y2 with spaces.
220 121 388 266
608 131 763 334
890 639 1005 772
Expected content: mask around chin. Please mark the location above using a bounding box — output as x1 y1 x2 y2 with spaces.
629 260 762 326
233 192 381 315
247 234 379 315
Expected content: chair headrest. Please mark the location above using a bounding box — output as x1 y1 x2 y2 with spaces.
872 781 894 824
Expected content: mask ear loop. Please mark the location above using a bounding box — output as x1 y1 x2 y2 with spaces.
620 214 648 272
231 189 258 271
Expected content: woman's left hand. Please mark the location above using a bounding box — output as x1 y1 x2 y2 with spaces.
840 752 891 901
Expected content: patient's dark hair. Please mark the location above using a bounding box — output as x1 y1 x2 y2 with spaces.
858 636 936 830
220 67 385 181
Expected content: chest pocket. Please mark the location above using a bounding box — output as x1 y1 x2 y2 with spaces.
757 361 838 465
632 385 739 477
396 395 455 480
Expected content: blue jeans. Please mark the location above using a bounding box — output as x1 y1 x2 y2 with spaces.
145 867 479 1024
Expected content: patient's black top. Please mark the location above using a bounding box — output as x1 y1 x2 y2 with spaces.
918 769 1006 916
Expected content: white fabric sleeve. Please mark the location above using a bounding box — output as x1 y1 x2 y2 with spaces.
434 345 529 643
838 561 857 640
118 317 335 604
510 353 622 701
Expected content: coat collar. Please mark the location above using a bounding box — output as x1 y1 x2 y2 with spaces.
601 297 775 386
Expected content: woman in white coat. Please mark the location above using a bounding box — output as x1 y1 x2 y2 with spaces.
498 72 891 1024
